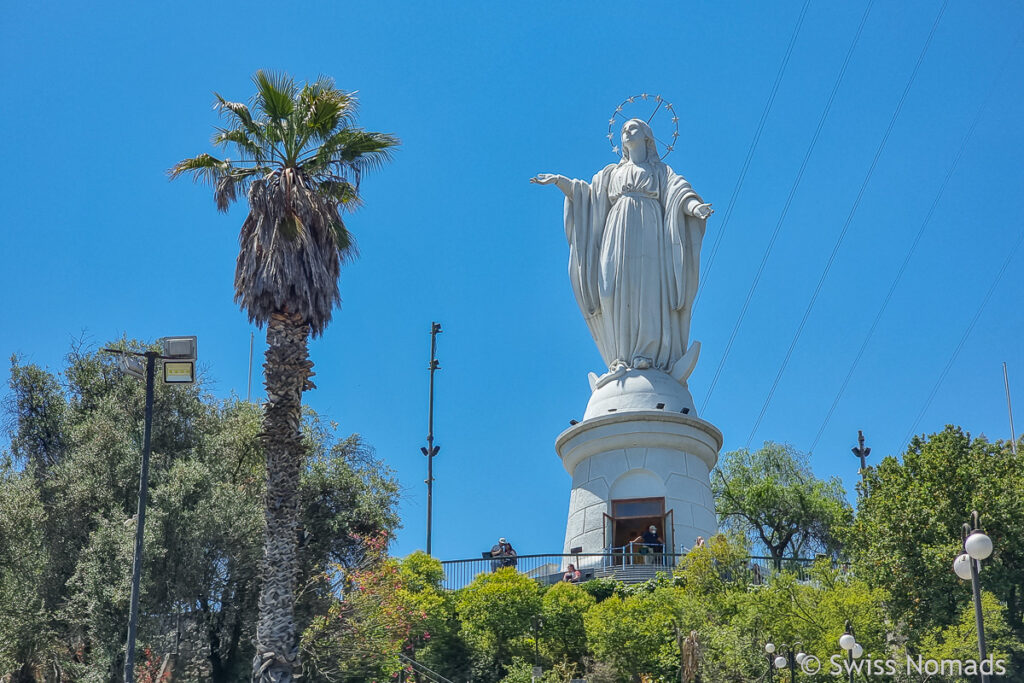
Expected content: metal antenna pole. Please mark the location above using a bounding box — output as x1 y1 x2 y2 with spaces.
851 430 870 472
1003 362 1017 455
851 430 871 498
422 322 442 555
124 352 157 683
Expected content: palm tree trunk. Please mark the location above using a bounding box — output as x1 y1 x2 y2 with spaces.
253 310 314 683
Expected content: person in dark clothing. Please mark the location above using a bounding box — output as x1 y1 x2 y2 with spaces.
500 540 517 568
490 537 517 571
642 525 665 564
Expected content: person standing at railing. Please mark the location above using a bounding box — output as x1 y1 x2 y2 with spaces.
749 560 764 586
501 541 517 568
490 537 518 571
643 525 665 565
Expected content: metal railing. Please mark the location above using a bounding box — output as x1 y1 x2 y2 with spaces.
439 553 615 590
439 551 818 591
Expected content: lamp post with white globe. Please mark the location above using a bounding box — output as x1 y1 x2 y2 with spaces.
953 510 993 682
765 640 805 681
838 621 863 683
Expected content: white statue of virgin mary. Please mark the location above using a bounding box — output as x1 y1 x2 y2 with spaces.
532 118 712 408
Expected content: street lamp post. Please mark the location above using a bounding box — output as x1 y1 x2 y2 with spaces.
953 510 993 683
123 351 157 683
766 640 805 682
531 615 544 681
105 337 196 683
839 621 864 683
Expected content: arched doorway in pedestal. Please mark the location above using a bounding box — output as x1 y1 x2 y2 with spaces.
603 470 674 560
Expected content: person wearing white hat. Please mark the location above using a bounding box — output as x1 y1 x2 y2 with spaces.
489 537 517 571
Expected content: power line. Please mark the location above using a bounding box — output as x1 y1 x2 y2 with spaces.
700 0 876 414
899 229 1024 454
744 0 949 448
808 24 1023 453
696 0 811 306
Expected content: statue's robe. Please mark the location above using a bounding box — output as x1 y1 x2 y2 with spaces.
564 160 705 378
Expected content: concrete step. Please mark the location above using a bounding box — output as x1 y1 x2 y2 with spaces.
592 563 673 584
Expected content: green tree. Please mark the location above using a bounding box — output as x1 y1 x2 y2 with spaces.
302 548 453 683
498 657 582 683
916 592 1023 677
739 563 888 675
6 356 67 476
0 347 398 683
584 590 678 682
455 568 543 680
170 70 398 683
0 460 52 683
669 536 764 683
712 442 853 565
540 582 595 666
848 426 1024 651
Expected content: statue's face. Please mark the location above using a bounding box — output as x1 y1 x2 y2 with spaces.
621 120 644 147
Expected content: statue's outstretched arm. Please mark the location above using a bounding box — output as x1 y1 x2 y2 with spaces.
530 173 573 199
683 196 713 220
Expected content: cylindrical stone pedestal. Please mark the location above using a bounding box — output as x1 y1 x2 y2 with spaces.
556 411 721 566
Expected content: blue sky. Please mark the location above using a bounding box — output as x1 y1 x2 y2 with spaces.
2 1 1022 562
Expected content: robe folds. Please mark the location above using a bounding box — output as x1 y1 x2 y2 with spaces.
564 159 705 374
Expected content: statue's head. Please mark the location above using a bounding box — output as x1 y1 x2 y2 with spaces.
620 118 659 163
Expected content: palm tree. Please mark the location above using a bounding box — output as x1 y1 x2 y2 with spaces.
170 70 397 683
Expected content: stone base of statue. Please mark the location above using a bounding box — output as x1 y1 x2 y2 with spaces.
557 368 721 568
584 367 697 419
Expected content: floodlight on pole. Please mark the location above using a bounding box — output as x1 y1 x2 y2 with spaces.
159 335 198 359
103 338 197 683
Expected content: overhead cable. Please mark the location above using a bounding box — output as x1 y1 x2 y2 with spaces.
808 23 1023 453
700 0 875 414
899 230 1024 454
696 0 812 306
744 0 949 448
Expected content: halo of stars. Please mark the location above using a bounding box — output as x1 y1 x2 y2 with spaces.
607 93 680 160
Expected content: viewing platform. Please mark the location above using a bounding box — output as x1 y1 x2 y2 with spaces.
439 549 816 591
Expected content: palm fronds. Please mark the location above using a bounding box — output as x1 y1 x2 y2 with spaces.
169 70 399 333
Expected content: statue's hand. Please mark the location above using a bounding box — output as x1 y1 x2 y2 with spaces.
531 173 572 199
693 203 714 220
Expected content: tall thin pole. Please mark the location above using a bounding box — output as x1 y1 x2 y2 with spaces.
247 332 255 402
1003 362 1017 455
851 430 870 472
124 352 157 683
965 512 989 683
845 621 855 683
851 430 871 498
422 322 442 555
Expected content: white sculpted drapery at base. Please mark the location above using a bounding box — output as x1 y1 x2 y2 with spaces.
533 118 712 417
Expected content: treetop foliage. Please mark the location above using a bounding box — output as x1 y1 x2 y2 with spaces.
0 342 399 683
713 441 853 562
